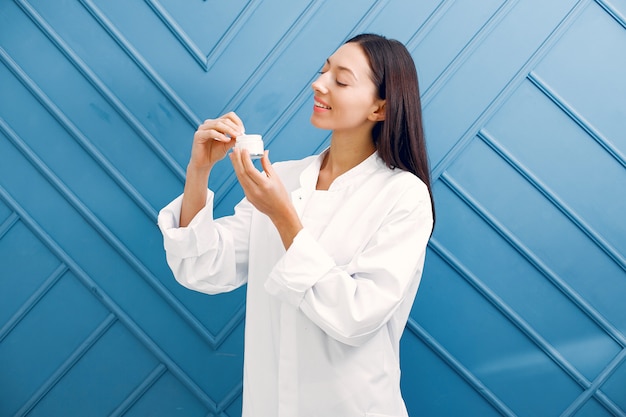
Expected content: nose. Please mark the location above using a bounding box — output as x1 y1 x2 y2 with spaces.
311 74 328 94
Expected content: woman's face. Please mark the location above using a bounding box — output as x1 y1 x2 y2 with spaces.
310 42 385 133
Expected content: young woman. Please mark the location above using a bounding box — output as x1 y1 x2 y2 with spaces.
158 33 435 417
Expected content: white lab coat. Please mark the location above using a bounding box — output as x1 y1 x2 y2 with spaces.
158 150 433 417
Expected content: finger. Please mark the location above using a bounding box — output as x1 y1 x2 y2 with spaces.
222 111 246 133
203 114 243 138
198 117 243 139
239 149 268 186
230 148 256 190
260 150 272 178
212 119 244 139
217 117 244 136
229 146 242 169
230 148 249 179
231 148 263 188
219 140 235 157
195 129 230 144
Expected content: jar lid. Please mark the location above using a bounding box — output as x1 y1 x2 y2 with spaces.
236 134 262 143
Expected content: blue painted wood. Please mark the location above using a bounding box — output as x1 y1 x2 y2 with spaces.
1 0 625 415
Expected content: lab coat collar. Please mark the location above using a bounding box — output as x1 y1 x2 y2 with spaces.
291 148 383 216
300 148 382 191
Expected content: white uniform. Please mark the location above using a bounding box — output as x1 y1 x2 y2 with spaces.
158 151 433 417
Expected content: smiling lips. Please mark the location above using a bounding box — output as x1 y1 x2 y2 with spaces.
314 99 331 111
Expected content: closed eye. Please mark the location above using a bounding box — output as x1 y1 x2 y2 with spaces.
317 70 348 87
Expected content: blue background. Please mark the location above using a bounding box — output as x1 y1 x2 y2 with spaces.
1 0 625 416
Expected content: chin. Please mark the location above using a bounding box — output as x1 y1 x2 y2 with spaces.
310 115 331 130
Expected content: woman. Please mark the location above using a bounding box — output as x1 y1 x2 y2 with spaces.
158 33 434 417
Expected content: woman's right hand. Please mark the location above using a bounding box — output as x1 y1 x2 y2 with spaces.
180 112 245 227
189 112 246 171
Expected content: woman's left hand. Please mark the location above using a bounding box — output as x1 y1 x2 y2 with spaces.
230 148 303 248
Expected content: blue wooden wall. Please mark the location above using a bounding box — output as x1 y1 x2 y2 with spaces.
1 0 625 416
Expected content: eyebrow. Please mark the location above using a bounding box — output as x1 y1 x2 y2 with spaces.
326 58 358 81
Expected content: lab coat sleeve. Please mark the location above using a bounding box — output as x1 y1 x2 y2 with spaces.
157 191 252 294
265 185 433 346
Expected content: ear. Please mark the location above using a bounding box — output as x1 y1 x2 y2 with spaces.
368 100 386 122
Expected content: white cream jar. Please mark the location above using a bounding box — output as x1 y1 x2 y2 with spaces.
235 134 264 159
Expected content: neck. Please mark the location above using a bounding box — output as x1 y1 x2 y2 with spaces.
316 130 376 190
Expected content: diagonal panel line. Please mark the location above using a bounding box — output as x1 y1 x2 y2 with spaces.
478 128 626 277
429 236 597 390
427 237 626 416
14 313 118 416
143 0 208 70
144 0 262 72
215 380 243 417
592 394 626 417
440 165 626 347
439 170 626 412
562 349 626 416
420 0 516 103
0 116 239 350
205 0 261 71
312 132 332 156
203 0 262 72
344 0 390 38
0 211 20 240
14 0 186 183
439 171 626 413
0 46 158 221
405 0 457 52
0 186 219 412
109 363 168 417
527 71 626 170
595 0 626 29
405 318 517 417
430 0 589 180
0 263 68 344
212 302 246 351
77 0 202 128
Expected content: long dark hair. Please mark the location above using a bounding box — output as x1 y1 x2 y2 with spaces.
347 33 435 228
